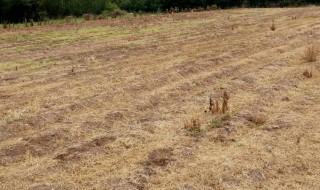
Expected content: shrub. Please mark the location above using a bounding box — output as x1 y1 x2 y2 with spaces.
83 13 91 21
208 4 219 10
105 1 120 12
95 14 106 20
111 9 126 18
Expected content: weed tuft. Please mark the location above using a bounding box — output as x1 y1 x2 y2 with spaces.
208 91 230 115
270 20 276 31
184 118 203 136
304 46 318 62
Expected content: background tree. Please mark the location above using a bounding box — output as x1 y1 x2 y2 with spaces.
0 0 318 23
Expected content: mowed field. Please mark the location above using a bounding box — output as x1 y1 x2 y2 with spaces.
1 7 320 190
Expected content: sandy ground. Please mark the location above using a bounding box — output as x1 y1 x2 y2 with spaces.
0 7 320 190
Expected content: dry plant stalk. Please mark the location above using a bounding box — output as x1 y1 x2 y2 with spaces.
222 91 229 114
303 70 312 78
212 100 220 114
70 66 75 75
270 20 275 31
304 46 318 62
209 98 214 112
209 98 220 114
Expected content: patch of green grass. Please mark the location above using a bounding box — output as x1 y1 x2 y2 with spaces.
0 59 60 73
25 60 60 71
209 118 225 128
186 127 204 137
209 114 231 129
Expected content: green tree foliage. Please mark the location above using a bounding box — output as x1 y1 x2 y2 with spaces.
0 0 318 23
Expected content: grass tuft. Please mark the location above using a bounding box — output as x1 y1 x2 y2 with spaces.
304 46 318 62
270 20 276 31
209 114 231 128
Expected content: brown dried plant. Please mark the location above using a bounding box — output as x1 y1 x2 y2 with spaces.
209 97 214 112
214 100 220 114
209 92 229 114
209 98 220 115
222 91 229 114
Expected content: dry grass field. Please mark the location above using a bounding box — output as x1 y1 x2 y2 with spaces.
1 7 320 190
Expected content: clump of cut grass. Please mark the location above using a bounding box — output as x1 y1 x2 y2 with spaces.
303 70 312 78
247 113 267 126
270 20 275 31
184 118 203 136
304 46 318 62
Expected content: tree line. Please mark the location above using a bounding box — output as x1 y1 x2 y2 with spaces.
0 0 318 23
